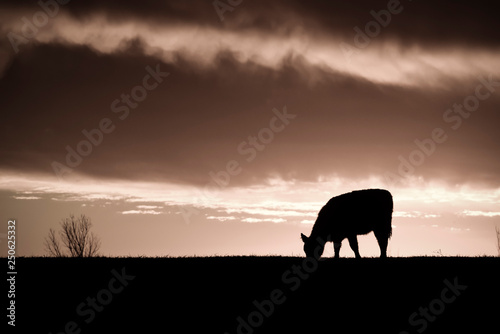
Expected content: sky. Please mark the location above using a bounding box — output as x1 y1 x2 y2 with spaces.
0 0 499 257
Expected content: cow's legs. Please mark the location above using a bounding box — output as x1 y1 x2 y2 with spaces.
347 235 361 259
374 231 388 258
333 242 341 259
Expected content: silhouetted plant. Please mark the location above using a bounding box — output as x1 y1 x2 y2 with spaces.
44 214 101 257
496 226 500 257
433 249 444 257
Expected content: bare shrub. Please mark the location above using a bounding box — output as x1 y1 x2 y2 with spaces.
45 214 101 257
496 226 500 257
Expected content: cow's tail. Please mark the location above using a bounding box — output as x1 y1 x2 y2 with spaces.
387 217 392 239
386 191 394 239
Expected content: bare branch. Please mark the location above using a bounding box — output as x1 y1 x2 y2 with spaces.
85 232 101 257
44 228 64 257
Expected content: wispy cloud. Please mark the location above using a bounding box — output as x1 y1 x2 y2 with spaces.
206 215 237 222
224 207 315 217
450 227 471 233
393 211 440 219
241 217 286 223
136 205 163 209
460 210 500 217
120 209 162 215
12 196 42 200
2 172 500 224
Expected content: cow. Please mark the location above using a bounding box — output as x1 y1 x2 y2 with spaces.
301 189 393 259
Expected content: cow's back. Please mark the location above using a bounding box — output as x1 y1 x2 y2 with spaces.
319 189 393 236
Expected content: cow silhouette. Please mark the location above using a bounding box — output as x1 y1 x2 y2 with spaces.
301 189 393 259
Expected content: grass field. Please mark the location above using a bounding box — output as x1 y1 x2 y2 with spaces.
12 256 500 333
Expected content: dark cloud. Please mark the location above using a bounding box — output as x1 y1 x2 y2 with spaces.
292 0 500 48
0 0 499 188
0 40 499 188
2 0 499 48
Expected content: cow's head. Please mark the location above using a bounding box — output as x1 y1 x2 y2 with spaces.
301 233 325 258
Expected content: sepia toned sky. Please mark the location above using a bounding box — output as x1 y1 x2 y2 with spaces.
1 0 499 257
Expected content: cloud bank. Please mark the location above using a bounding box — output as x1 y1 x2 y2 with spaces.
1 0 499 189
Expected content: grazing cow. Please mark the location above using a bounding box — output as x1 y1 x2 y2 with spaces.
301 189 393 259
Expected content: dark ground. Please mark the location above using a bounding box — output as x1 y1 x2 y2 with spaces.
8 256 500 333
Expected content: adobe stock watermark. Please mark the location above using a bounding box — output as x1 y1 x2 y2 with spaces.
224 236 328 334
7 0 72 54
49 267 135 334
51 64 169 180
400 276 467 334
339 0 408 63
213 0 244 22
179 105 296 224
385 74 500 186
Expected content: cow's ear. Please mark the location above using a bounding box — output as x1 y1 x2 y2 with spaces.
300 233 308 243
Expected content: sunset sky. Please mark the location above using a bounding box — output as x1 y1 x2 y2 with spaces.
1 0 499 257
